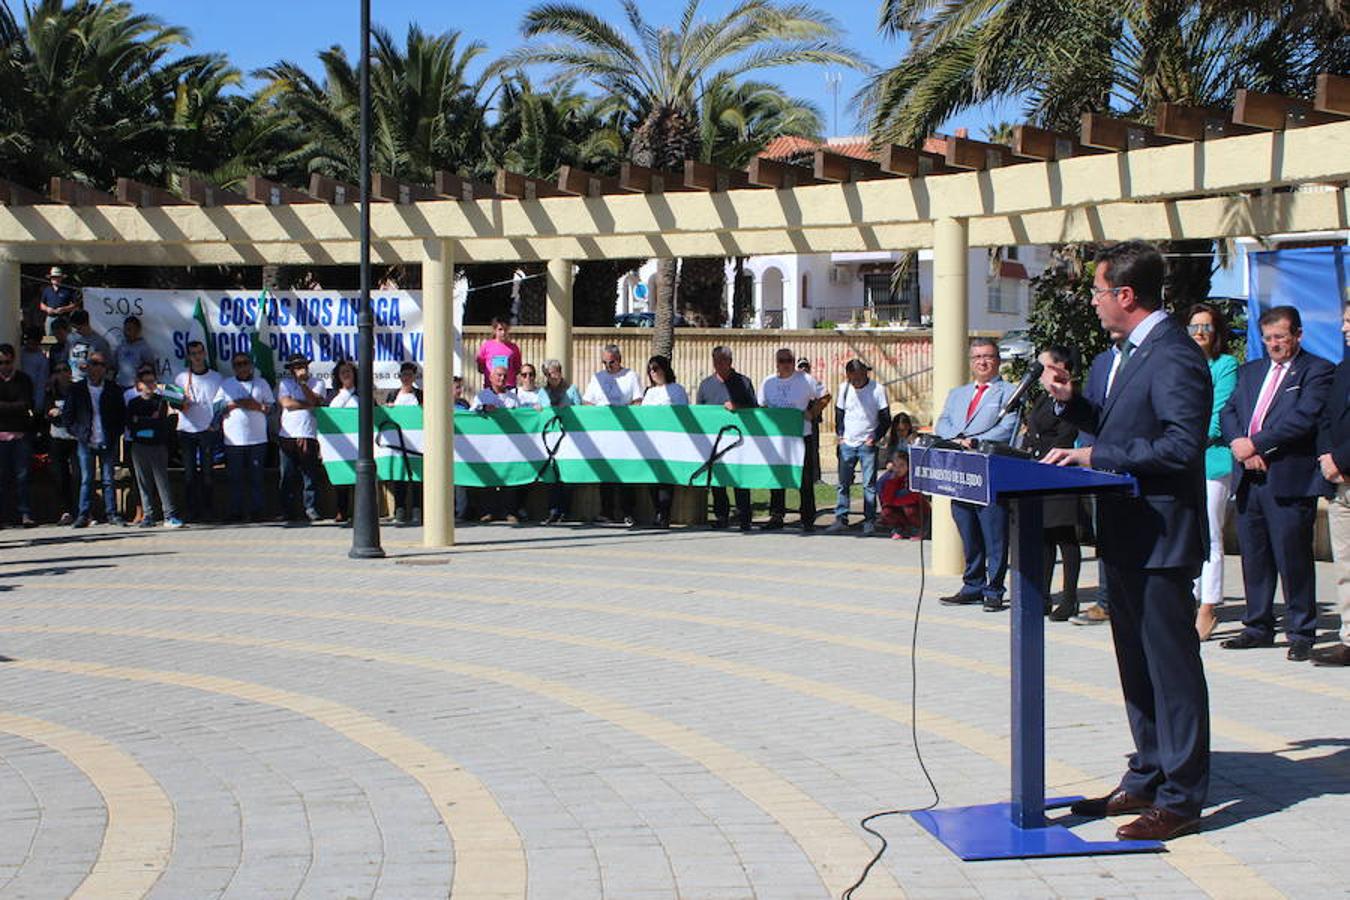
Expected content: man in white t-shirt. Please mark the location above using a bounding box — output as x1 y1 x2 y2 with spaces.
214 352 275 522
828 359 892 536
174 340 224 522
583 343 644 407
276 353 326 522
758 348 830 531
583 343 642 524
471 365 522 411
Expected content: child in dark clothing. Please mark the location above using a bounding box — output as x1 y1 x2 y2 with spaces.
126 367 182 528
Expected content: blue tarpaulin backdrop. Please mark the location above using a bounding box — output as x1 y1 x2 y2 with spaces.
1247 246 1347 363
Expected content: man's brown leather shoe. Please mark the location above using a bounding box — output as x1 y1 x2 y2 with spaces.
1068 789 1152 817
1312 643 1350 667
1115 808 1199 841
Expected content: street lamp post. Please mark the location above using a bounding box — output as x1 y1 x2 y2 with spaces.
350 0 384 559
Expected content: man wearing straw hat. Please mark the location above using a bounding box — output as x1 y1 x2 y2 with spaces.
37 266 80 334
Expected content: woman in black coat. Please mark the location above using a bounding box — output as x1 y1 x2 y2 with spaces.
1021 346 1082 620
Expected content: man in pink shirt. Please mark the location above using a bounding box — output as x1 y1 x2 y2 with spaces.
475 317 522 388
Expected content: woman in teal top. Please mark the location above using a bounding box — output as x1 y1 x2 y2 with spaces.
1187 302 1239 640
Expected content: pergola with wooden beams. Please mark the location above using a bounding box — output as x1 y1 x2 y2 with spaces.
2 76 1349 569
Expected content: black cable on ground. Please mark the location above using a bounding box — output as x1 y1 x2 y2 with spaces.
841 532 942 900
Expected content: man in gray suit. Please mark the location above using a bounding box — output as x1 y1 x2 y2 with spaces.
1041 240 1211 842
934 337 1018 611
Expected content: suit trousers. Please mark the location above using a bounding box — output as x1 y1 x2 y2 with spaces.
950 499 1008 600
1327 483 1350 647
711 487 751 528
1235 479 1319 644
1105 562 1210 818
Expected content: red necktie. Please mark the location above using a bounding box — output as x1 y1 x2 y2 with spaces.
965 383 988 421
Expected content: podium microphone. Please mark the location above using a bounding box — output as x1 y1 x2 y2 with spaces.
997 359 1044 419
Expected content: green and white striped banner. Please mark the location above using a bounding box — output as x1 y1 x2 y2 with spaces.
315 406 805 489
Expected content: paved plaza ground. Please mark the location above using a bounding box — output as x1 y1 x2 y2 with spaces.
0 518 1346 899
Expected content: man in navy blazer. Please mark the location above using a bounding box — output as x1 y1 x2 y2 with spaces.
1040 241 1211 842
934 337 1018 611
1220 305 1333 660
1314 301 1350 667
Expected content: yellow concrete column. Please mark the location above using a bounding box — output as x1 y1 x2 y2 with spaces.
546 258 574 380
0 258 19 349
422 239 456 548
931 217 969 576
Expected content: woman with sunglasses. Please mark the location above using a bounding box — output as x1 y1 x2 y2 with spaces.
1187 302 1239 640
641 355 688 527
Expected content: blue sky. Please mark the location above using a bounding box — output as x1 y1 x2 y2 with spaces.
134 0 1019 139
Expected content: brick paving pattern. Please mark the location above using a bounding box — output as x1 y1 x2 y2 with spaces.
0 520 1346 898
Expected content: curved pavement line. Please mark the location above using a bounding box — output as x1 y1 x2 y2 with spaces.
5 659 525 900
1 614 1279 899
0 710 174 900
1 626 903 899
20 572 1328 767
134 548 1350 708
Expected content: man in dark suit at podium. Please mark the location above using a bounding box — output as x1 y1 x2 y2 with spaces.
1040 240 1212 842
1219 306 1333 661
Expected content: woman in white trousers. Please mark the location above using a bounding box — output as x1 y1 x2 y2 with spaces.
1187 302 1239 640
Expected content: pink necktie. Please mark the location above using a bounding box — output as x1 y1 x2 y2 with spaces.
1248 363 1286 437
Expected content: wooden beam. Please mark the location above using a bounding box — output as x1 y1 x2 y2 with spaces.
684 159 751 191
555 165 623 197
433 171 497 201
746 157 820 188
1154 103 1259 141
245 175 319 205
307 173 364 204
617 163 691 193
943 135 1036 170
49 177 119 205
1080 112 1180 151
1012 125 1105 160
371 173 438 204
495 169 564 200
877 144 953 177
115 178 190 207
0 178 48 206
178 175 250 206
1315 74 1350 117
813 150 886 183
1234 89 1339 130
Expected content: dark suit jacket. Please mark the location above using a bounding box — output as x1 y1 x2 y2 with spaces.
1220 349 1334 499
1061 317 1210 571
61 379 125 446
1318 354 1350 476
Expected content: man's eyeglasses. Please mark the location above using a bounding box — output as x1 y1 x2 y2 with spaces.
1187 323 1215 335
1090 286 1123 298
520 370 536 378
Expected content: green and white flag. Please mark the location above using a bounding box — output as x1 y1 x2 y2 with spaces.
315 406 805 489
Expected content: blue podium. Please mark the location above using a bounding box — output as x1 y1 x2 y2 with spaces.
908 444 1165 860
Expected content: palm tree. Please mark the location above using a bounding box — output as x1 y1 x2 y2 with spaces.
864 0 1348 308
0 0 206 188
509 0 863 356
865 0 1349 144
259 24 491 184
